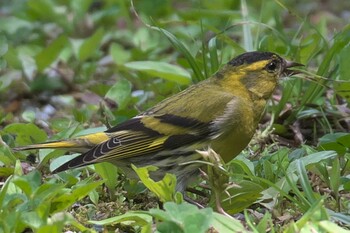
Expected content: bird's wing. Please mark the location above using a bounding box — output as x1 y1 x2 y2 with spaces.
53 83 237 173
53 114 212 172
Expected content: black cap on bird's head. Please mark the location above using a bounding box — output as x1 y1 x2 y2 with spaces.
228 51 303 76
228 51 279 67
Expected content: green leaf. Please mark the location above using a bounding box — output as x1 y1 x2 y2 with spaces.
21 212 44 229
318 133 349 144
317 133 350 154
78 28 104 61
229 156 255 176
287 151 337 174
318 220 350 233
12 171 42 197
51 179 104 213
296 159 317 203
75 126 107 136
94 162 119 198
132 165 181 203
295 199 329 228
337 134 350 148
154 27 204 82
150 202 213 233
32 182 65 204
329 158 340 194
124 61 191 85
212 212 247 232
49 153 80 173
256 212 273 233
219 180 263 214
208 37 219 74
89 211 152 227
35 35 68 71
328 211 350 226
0 175 12 208
4 123 47 146
70 0 94 19
105 79 132 110
110 43 131 64
123 179 146 199
338 43 350 82
21 110 36 123
0 35 8 57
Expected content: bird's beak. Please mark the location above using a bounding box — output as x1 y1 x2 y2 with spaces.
283 60 304 76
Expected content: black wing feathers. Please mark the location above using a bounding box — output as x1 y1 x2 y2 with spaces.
105 117 162 137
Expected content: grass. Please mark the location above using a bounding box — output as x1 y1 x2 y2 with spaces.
0 0 350 232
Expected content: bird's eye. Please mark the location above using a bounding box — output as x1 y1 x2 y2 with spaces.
266 61 278 72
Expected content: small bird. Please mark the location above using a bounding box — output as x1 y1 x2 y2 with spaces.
15 51 301 192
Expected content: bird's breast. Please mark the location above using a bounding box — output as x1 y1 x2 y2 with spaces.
210 97 264 162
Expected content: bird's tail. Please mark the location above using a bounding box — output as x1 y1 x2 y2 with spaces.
13 132 110 153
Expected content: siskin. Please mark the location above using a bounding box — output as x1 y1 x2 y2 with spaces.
15 51 301 192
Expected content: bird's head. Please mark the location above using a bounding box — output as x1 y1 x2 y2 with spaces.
218 51 303 99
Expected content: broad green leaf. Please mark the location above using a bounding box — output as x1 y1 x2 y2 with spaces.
51 179 104 213
150 203 213 233
3 123 47 146
328 211 350 226
88 189 99 206
0 136 17 165
287 151 337 174
0 167 14 177
12 171 42 197
218 180 263 214
329 158 340 194
21 110 36 123
78 28 104 61
124 61 192 85
21 212 43 229
75 126 107 136
132 165 181 203
37 212 90 233
49 153 80 172
94 163 119 198
35 35 68 71
337 134 350 148
228 156 255 176
0 175 12 207
338 43 350 81
27 0 57 20
317 133 350 154
33 182 65 203
318 133 349 144
319 220 350 233
105 79 132 110
123 179 146 199
70 0 94 19
110 43 131 64
0 35 8 57
212 212 247 233
19 53 36 80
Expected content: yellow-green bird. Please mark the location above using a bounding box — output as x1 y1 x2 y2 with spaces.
15 51 301 192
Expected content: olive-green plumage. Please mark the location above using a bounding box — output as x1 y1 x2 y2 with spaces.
15 51 301 191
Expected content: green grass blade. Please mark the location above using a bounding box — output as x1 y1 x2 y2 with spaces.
155 27 205 82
